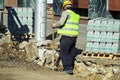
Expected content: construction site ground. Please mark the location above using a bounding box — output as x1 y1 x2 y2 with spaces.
0 60 81 80
0 19 120 80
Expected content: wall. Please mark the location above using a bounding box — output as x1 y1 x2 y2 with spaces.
72 0 88 9
109 0 120 11
4 0 18 7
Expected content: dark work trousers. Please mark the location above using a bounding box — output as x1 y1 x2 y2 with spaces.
60 35 77 71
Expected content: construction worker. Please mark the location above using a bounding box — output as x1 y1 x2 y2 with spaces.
52 0 80 75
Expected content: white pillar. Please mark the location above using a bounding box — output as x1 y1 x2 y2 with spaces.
34 0 47 41
106 0 109 10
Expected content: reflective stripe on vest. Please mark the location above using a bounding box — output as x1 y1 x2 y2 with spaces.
58 10 80 36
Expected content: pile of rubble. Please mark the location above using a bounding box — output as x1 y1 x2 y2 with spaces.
73 54 120 80
0 34 62 70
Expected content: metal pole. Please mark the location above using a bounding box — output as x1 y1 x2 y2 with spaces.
34 0 47 41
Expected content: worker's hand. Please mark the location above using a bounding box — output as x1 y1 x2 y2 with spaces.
51 24 54 28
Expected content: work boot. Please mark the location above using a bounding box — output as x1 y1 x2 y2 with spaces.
64 70 73 75
63 65 73 75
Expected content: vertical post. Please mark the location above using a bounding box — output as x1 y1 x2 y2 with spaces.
51 12 55 67
34 0 47 41
106 0 109 10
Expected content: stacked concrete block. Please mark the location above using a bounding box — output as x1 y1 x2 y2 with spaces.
8 7 33 34
86 18 120 54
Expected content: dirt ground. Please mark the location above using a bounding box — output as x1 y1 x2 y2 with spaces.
0 40 81 80
0 60 80 80
0 20 120 80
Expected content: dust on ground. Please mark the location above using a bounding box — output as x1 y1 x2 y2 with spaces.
0 59 81 80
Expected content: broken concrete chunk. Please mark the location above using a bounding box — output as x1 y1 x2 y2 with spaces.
25 41 38 62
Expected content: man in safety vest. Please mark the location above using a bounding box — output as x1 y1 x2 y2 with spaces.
52 0 80 75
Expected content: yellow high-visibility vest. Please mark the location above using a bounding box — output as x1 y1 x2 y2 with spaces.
58 10 80 36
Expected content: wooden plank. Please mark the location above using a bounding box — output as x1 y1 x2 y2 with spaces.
82 52 120 59
11 34 34 39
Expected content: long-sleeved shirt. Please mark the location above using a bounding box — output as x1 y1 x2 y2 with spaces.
53 10 69 28
53 7 80 28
